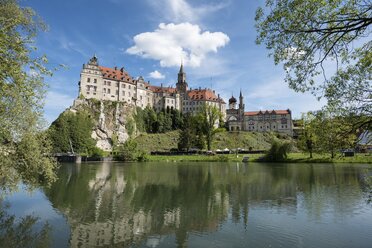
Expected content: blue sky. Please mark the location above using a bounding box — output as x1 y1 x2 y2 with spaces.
24 0 326 124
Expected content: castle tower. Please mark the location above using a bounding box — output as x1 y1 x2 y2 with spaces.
229 95 237 109
176 63 188 93
239 90 245 111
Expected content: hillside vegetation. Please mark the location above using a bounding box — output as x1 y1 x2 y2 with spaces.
135 130 291 153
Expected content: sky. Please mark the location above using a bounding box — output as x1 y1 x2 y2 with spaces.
23 0 326 124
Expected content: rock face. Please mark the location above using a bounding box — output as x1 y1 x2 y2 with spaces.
70 99 136 151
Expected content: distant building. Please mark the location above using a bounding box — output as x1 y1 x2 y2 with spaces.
78 55 226 118
226 91 293 136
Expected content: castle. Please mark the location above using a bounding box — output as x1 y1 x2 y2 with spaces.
226 92 293 136
78 55 293 136
78 55 226 118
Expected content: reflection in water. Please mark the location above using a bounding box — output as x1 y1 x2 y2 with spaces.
42 162 372 247
0 200 51 247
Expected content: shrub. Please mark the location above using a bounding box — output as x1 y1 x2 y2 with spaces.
264 139 292 162
116 139 138 161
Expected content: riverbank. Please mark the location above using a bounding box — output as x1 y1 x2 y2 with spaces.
147 153 372 163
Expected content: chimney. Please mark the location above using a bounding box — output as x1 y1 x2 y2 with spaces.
213 90 215 94
120 67 124 72
114 66 117 70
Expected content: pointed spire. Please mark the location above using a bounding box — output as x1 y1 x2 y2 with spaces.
179 61 184 74
239 89 243 98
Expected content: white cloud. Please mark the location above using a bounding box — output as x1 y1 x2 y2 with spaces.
148 70 165 79
126 23 230 67
147 0 229 23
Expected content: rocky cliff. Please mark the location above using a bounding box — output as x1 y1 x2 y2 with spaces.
69 99 136 151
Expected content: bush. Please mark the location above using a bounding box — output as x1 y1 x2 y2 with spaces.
115 139 138 161
217 155 229 162
264 139 292 162
137 151 149 162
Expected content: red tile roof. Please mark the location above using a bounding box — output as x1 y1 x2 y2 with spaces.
98 66 134 83
244 110 290 116
150 85 177 94
187 89 223 102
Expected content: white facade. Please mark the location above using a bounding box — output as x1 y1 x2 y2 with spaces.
78 56 226 118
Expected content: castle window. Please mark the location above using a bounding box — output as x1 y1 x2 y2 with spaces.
123 84 126 88
108 89 111 94
103 88 106 93
104 81 106 85
129 85 131 89
87 78 90 83
122 91 125 96
93 78 97 83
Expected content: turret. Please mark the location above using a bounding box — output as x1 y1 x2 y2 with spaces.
176 62 188 93
239 90 244 110
229 95 237 109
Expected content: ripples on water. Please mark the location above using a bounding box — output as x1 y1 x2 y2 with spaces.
1 162 372 248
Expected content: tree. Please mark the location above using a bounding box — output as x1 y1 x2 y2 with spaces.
116 139 139 161
310 108 356 158
299 107 357 158
264 139 292 162
48 111 97 155
198 104 222 151
0 0 58 190
178 113 196 151
256 0 371 129
299 113 317 158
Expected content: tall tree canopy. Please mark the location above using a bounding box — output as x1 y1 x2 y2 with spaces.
0 0 57 191
256 0 371 129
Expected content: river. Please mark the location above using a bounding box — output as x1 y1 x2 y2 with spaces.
2 162 372 247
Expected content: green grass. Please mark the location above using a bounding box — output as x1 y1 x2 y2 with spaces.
147 153 372 163
284 153 372 163
134 130 180 153
135 130 289 153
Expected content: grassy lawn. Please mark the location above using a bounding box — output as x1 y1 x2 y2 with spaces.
135 130 292 153
147 153 372 163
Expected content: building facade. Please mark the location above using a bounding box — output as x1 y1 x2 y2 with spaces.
226 92 293 136
79 55 226 117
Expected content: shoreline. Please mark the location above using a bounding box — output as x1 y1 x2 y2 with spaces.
146 153 372 163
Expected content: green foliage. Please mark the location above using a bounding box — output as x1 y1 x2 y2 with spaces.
134 107 184 134
48 111 97 156
0 0 58 190
256 0 371 129
115 139 141 161
264 139 292 162
197 104 223 150
126 118 135 137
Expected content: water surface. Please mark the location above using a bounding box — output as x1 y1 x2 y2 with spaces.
2 162 372 247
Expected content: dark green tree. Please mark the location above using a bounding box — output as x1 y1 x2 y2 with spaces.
178 113 196 151
48 111 97 155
